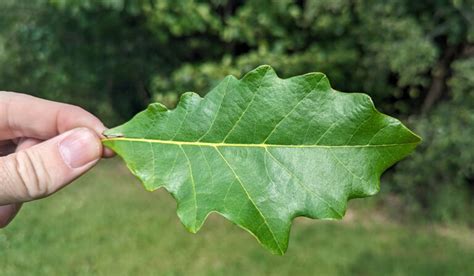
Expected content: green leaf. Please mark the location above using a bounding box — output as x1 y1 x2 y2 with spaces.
102 65 421 254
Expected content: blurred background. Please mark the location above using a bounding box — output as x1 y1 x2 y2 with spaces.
0 0 473 275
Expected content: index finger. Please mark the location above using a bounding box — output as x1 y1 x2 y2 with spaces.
0 91 106 140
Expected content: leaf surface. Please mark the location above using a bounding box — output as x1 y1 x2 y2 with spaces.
102 65 420 254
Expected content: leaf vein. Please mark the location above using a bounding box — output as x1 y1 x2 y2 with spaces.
104 137 417 148
180 145 198 228
262 86 316 143
221 68 269 143
346 112 375 144
215 146 283 254
265 148 343 218
197 77 231 141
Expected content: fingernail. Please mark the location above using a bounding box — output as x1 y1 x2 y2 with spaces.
59 128 101 168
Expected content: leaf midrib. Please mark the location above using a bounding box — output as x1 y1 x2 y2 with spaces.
102 137 419 148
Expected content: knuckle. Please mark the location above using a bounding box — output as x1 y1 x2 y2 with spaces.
69 105 86 113
66 104 89 117
12 151 50 199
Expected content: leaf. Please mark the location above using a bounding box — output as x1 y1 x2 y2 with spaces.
102 65 421 254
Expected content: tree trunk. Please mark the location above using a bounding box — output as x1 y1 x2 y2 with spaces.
422 45 460 113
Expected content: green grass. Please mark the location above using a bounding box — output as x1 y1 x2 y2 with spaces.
1 160 473 276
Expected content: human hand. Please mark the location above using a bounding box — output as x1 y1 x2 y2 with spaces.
0 92 112 227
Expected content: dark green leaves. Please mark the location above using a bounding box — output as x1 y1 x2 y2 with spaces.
102 65 420 254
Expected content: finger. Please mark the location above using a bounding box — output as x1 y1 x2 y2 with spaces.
102 144 116 158
0 139 40 227
0 91 105 140
0 127 102 204
0 92 114 158
0 203 22 228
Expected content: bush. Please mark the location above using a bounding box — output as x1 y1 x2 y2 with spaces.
387 58 474 224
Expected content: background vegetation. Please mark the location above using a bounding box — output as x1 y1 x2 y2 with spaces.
0 0 473 274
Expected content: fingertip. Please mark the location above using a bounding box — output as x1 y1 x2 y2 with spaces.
59 127 103 169
97 127 116 158
102 147 116 158
91 123 108 139
0 203 22 228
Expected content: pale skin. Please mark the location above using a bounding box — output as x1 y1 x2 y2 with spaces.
0 92 114 228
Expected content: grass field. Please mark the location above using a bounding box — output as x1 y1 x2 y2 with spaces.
1 160 473 275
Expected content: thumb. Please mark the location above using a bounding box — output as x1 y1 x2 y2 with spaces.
0 128 102 204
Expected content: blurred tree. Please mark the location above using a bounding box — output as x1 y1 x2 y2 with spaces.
0 0 224 123
386 57 474 225
1 0 472 118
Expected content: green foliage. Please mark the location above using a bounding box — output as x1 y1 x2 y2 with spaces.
0 0 225 123
103 66 420 254
152 0 471 113
1 0 471 118
387 58 474 224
